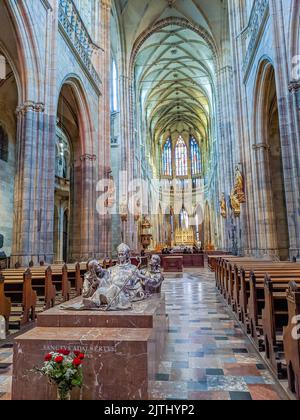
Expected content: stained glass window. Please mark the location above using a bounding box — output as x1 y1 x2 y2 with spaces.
175 136 188 177
190 136 201 176
162 138 172 177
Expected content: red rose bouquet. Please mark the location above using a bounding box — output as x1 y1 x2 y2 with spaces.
34 349 85 400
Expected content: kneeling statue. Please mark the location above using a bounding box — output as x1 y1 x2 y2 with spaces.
140 255 164 295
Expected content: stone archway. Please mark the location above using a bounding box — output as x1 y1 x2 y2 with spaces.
56 79 95 263
0 5 20 263
253 61 290 260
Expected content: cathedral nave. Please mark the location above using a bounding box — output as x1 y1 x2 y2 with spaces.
0 0 300 402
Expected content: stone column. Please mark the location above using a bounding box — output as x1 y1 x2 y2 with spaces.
269 0 300 259
252 143 278 258
96 0 112 258
69 154 97 262
216 63 235 252
288 81 300 258
119 69 135 248
227 0 259 257
11 101 55 266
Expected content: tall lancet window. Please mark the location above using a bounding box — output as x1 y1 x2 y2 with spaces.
162 138 172 177
175 136 188 177
111 59 118 112
190 136 201 176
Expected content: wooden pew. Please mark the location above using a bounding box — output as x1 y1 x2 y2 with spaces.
50 264 70 302
216 257 300 388
220 258 261 302
262 275 300 378
0 261 87 334
4 266 56 311
0 273 11 330
244 269 300 346
210 254 233 273
22 269 38 325
236 263 300 327
283 282 300 399
0 269 37 330
49 262 86 299
216 257 263 294
30 267 56 310
60 263 84 297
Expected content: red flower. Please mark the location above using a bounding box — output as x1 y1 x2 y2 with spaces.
78 353 85 360
58 349 70 356
55 356 64 364
44 354 52 362
73 351 80 357
72 358 82 367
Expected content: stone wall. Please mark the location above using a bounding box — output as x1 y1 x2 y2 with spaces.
0 0 110 266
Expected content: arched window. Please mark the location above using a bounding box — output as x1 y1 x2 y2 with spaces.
175 136 188 177
0 125 8 162
190 136 201 176
162 138 172 176
111 59 118 112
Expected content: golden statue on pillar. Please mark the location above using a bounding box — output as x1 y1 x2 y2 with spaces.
220 193 227 219
230 188 241 217
234 166 246 203
230 166 246 217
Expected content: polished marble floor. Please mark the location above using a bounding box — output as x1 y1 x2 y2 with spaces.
0 268 288 400
149 269 288 400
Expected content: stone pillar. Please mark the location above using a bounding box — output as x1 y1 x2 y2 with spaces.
69 154 97 262
227 0 259 257
119 70 135 249
11 102 55 266
269 0 300 259
96 0 112 258
216 64 235 252
288 81 300 258
252 143 278 258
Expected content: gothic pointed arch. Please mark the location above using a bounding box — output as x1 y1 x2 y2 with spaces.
57 75 94 157
55 77 96 262
2 0 43 101
253 59 290 260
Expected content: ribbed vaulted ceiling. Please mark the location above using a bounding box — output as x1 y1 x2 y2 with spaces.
134 23 215 141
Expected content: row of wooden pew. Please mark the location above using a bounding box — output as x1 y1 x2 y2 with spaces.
211 255 300 400
0 263 87 332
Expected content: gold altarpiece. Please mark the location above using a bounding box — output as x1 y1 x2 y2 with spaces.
174 227 195 246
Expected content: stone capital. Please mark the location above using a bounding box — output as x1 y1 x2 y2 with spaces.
16 101 45 116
